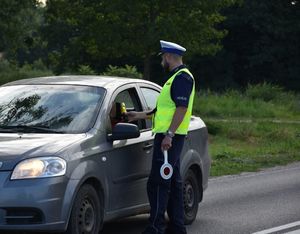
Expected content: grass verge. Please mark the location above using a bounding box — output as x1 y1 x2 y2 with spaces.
193 84 300 176
206 120 300 176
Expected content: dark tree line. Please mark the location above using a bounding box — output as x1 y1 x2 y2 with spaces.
0 0 299 91
191 0 300 91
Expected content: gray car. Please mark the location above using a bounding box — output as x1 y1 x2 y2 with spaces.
0 76 211 234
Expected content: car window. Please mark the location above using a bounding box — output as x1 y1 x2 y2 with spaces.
140 87 160 129
109 88 146 131
0 85 105 133
140 87 160 110
114 90 135 110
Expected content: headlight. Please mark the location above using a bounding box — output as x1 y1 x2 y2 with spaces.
11 157 66 180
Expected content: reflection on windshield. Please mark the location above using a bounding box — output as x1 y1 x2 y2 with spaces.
0 85 105 133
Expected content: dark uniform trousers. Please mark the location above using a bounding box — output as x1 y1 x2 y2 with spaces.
143 133 187 234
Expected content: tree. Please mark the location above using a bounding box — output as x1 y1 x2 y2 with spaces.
43 0 236 79
198 0 300 90
0 0 42 60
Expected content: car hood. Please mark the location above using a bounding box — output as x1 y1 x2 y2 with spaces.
0 133 87 170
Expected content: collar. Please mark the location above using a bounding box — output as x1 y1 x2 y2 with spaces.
164 65 186 81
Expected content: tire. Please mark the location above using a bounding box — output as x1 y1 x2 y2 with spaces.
183 169 200 225
66 184 103 234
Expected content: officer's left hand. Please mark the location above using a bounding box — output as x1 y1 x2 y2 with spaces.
126 111 139 122
161 136 172 151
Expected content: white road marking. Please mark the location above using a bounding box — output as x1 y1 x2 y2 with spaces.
252 221 300 234
285 230 300 234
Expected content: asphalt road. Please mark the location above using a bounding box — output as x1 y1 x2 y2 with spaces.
102 162 300 234
4 162 300 234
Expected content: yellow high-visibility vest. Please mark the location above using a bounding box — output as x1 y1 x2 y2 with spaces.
152 68 195 135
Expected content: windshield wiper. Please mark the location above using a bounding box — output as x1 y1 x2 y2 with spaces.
0 125 65 133
0 127 18 133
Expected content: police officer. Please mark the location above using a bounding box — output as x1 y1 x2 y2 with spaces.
127 40 195 234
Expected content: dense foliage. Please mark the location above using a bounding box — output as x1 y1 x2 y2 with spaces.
192 0 300 91
0 0 299 91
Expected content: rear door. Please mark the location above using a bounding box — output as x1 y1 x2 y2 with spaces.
137 84 161 129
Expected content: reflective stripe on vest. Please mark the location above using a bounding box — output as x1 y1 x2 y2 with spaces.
152 68 195 135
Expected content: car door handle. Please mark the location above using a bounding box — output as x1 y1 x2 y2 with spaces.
143 143 153 150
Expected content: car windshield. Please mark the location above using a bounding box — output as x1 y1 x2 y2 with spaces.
0 85 105 133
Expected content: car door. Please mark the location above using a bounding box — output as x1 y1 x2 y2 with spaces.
104 85 154 212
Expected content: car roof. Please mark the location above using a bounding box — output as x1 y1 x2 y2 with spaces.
2 75 161 90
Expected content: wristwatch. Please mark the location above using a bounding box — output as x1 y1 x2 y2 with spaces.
165 130 175 138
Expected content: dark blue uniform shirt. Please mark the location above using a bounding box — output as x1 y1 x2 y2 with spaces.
169 65 193 107
147 65 193 116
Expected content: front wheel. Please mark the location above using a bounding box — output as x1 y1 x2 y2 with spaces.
183 169 200 225
66 184 103 234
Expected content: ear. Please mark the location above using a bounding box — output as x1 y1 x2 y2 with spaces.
164 53 171 61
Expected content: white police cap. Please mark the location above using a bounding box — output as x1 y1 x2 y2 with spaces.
160 40 186 56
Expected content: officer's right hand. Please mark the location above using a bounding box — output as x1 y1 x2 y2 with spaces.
161 135 172 151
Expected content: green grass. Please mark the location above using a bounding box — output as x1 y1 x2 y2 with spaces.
207 121 300 176
193 90 300 120
192 84 300 176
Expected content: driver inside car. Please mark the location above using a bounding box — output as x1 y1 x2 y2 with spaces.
109 102 127 128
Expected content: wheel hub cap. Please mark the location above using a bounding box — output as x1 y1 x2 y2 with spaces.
79 199 95 233
185 183 194 209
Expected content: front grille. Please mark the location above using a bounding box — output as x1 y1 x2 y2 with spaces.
0 208 44 225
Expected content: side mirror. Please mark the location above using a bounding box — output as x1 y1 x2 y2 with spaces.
108 123 140 141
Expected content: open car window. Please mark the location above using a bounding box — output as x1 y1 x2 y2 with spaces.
109 88 146 131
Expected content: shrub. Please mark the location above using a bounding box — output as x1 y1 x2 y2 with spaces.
102 65 142 79
0 59 13 72
32 59 49 71
0 59 53 85
77 65 96 75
